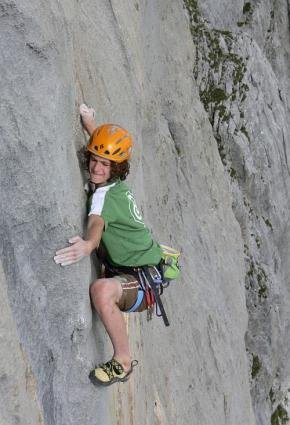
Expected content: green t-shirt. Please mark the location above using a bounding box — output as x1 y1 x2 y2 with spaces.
88 180 162 267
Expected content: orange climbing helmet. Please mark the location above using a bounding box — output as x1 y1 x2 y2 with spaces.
87 124 133 163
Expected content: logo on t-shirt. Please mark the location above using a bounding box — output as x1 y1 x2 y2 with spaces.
126 191 145 226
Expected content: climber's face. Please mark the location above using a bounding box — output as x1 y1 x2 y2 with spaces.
89 154 111 186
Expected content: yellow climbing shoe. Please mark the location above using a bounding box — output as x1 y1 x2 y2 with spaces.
89 358 138 386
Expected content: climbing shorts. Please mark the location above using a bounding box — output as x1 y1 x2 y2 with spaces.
113 274 147 313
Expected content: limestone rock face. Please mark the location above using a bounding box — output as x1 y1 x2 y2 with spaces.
185 0 290 423
0 261 43 425
0 0 288 424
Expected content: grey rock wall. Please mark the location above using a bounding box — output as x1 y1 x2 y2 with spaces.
1 0 289 424
0 261 43 425
185 0 290 423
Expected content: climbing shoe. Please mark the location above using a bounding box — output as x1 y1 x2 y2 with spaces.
89 358 138 386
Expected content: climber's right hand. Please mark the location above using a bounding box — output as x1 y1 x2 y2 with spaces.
53 236 93 266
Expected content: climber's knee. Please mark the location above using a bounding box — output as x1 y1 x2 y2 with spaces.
90 278 122 310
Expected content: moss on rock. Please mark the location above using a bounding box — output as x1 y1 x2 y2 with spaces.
184 0 249 169
271 405 289 425
251 354 262 378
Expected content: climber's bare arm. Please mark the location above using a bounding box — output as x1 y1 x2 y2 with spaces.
54 215 105 266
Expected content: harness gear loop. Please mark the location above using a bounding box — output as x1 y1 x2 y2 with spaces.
142 266 170 327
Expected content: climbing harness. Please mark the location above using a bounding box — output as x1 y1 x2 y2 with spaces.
103 245 181 327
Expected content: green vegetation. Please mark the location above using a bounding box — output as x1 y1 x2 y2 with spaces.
246 259 255 278
271 405 289 425
245 256 269 299
230 167 238 179
258 282 268 299
200 85 228 112
184 0 250 169
262 216 273 231
251 354 261 378
175 145 181 156
237 1 254 26
243 2 252 14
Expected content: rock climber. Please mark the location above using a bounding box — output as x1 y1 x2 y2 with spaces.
54 104 162 386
